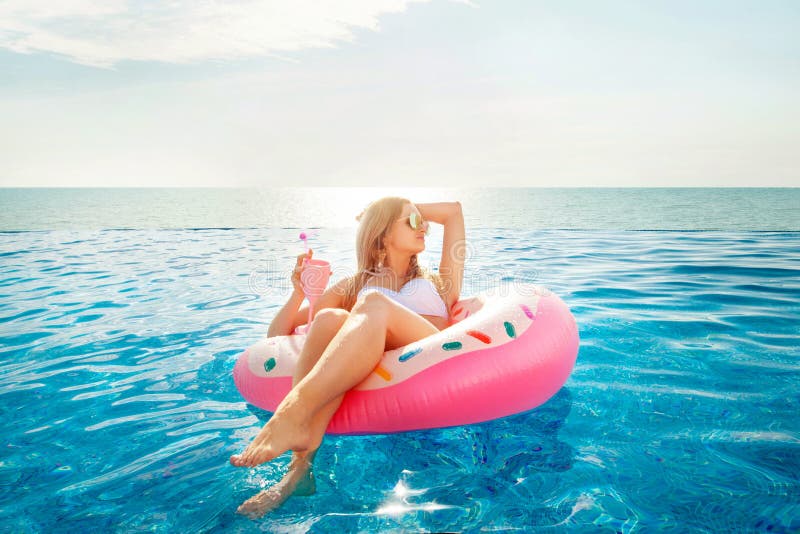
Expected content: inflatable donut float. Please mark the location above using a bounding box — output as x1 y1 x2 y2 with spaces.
233 284 579 434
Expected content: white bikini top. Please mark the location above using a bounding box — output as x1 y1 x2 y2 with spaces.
357 277 448 318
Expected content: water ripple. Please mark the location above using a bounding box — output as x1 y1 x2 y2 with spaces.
58 432 220 494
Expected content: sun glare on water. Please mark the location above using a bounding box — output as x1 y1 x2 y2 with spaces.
254 187 456 228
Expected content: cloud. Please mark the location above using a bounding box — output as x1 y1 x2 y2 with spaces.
0 0 431 68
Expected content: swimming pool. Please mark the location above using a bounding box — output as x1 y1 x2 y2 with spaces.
1 227 798 531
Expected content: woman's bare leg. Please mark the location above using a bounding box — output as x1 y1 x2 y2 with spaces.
292 309 351 456
230 292 439 468
236 448 320 519
237 309 349 517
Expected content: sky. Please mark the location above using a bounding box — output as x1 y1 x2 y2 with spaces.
0 0 798 188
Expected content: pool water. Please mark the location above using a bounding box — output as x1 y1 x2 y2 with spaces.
1 227 798 532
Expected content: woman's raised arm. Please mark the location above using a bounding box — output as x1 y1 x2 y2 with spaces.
416 201 465 312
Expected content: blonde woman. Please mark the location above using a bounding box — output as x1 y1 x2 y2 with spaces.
232 197 465 517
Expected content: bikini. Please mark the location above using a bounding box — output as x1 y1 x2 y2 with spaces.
357 277 448 318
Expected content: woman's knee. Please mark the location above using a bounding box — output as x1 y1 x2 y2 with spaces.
351 291 391 319
310 308 349 333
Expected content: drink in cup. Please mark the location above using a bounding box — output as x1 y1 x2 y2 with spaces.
298 258 331 334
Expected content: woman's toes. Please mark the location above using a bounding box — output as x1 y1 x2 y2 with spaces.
230 450 258 467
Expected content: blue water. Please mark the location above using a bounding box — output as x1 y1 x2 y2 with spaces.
1 189 799 531
1 187 799 231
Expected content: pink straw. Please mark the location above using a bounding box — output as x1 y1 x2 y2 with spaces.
299 232 308 254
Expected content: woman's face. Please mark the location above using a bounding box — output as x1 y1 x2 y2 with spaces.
384 202 428 254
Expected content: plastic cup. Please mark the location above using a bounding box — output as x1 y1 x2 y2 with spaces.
300 258 331 301
298 258 331 334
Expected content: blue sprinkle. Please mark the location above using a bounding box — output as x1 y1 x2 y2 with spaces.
504 321 516 338
399 347 423 362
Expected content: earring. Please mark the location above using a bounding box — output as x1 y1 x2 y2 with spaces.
377 250 386 270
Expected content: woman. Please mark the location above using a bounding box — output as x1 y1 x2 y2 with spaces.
232 197 465 517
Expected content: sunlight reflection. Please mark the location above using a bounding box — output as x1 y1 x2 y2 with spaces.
374 478 452 517
375 501 453 516
256 187 457 228
391 480 427 499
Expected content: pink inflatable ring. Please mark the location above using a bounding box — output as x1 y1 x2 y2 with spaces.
233 284 579 435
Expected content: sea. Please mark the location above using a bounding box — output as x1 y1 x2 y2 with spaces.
0 187 798 532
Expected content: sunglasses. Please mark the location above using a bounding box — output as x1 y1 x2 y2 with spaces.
399 212 430 234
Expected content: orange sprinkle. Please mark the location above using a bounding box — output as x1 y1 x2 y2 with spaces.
466 330 492 344
374 365 392 382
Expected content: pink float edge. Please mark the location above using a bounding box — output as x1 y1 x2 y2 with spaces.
233 293 579 435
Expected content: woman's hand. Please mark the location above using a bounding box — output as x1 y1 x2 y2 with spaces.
291 249 313 294
267 250 311 337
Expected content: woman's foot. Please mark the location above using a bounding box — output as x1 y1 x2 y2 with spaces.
236 455 316 519
230 404 312 467
293 468 316 496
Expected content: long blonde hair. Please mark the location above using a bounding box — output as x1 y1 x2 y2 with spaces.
342 196 444 311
